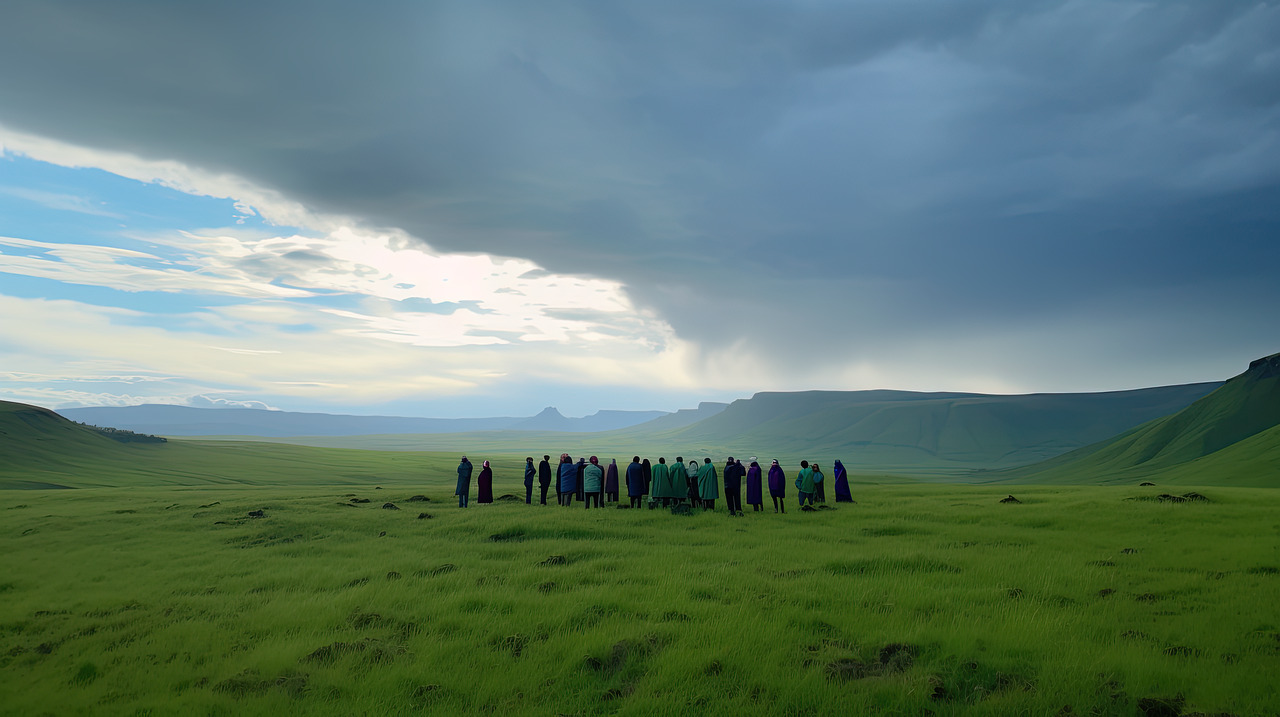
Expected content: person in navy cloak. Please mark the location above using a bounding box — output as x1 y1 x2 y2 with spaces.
641 459 652 499
477 460 494 504
767 459 786 513
722 457 744 516
538 455 552 505
626 456 644 508
605 458 619 503
558 454 577 506
746 459 763 511
833 460 853 502
524 457 536 504
455 456 473 508
575 458 587 503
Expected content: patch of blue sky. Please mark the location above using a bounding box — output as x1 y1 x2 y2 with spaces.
0 272 248 314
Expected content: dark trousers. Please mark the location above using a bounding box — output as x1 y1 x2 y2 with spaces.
726 490 742 514
703 499 715 510
540 484 549 505
607 491 618 502
585 492 602 508
560 492 573 507
772 496 786 513
525 484 533 504
458 493 469 508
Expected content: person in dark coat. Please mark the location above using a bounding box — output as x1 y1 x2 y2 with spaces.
605 459 619 503
833 460 853 502
696 458 718 510
813 460 827 503
477 460 494 504
723 458 744 516
558 454 577 506
767 459 786 513
524 457 536 504
641 459 652 499
686 458 700 507
576 458 587 502
626 456 644 508
455 456 473 508
538 455 552 505
746 459 763 512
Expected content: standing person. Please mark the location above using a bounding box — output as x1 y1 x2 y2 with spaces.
605 458 619 503
813 460 827 503
833 460 853 502
583 456 604 509
576 458 587 503
722 458 743 516
477 460 494 504
641 459 652 502
746 459 763 512
687 458 701 508
558 454 577 506
455 456 473 508
524 457 536 505
651 457 672 506
672 456 687 505
797 460 815 508
810 463 825 505
768 459 786 513
697 458 719 511
626 456 644 509
538 455 553 505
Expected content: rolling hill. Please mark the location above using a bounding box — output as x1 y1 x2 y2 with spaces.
991 353 1280 485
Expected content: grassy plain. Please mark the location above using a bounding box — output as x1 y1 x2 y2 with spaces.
3 471 1278 715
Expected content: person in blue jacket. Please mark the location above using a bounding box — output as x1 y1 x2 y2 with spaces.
455 456 473 508
523 457 536 504
558 454 578 506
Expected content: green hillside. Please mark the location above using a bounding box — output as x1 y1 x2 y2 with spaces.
995 353 1280 485
0 400 440 489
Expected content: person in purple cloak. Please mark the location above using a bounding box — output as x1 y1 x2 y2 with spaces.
605 458 619 503
477 460 494 504
746 459 764 512
767 459 786 513
833 460 854 502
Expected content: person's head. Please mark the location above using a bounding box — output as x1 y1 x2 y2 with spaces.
643 458 650 466
526 457 533 463
750 460 759 468
771 459 779 466
461 455 468 462
658 457 666 464
589 456 598 465
544 455 550 461
726 456 734 464
560 454 570 463
736 459 744 466
675 456 683 463
704 458 711 464
483 460 490 468
611 458 616 464
633 455 641 463
800 460 809 468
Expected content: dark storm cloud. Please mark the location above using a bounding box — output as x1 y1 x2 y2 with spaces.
1 0 1276 386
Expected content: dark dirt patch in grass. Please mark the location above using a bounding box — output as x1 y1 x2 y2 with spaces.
345 577 370 588
304 638 404 666
214 669 308 698
1246 566 1278 575
381 503 398 510
386 571 401 581
537 581 558 593
826 557 960 576
406 495 430 502
349 498 370 504
1098 588 1115 598
418 563 456 577
999 495 1021 504
539 555 568 566
1137 694 1184 717
417 512 433 519
1163 645 1202 658
489 529 526 542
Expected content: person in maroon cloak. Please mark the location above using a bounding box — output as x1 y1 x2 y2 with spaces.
767 459 786 513
605 458 619 503
833 460 853 502
746 459 763 511
477 460 494 504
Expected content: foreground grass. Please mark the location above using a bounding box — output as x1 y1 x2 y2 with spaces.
2 482 1277 715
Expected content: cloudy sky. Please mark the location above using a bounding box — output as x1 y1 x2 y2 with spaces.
0 1 1276 417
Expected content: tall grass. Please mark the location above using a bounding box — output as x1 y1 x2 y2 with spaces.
2 482 1277 715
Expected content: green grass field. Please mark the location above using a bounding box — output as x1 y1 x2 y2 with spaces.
3 474 1277 716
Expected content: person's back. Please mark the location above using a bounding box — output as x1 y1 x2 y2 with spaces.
558 457 578 505
697 459 719 505
455 457 473 508
584 462 604 492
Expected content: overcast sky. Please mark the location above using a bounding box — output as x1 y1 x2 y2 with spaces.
0 1 1276 417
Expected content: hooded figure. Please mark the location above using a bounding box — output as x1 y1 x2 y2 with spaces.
477 460 494 504
641 459 652 497
723 458 744 516
767 460 786 513
455 456 473 508
813 462 827 503
833 460 853 502
583 456 604 508
697 458 719 509
687 459 700 505
746 460 763 511
626 456 644 508
538 455 553 505
558 454 578 506
524 457 536 504
605 458 619 502
650 458 672 505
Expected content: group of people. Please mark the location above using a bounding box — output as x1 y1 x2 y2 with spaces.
453 454 854 514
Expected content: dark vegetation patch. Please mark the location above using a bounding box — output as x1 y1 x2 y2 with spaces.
660 611 691 622
537 581 558 593
1122 548 1139 554
213 669 307 698
1136 592 1162 603
999 495 1021 504
539 555 568 566
199 501 220 508
416 512 433 519
1007 588 1024 599
113 509 136 514
496 494 520 502
72 661 99 685
247 509 265 518
417 564 456 577
492 633 529 658
861 525 930 537
489 529 526 542
349 498 370 504
1137 694 1184 717
1162 645 1202 658
1246 566 1278 575
346 578 370 588
406 495 430 502
1140 482 1156 486
825 557 959 576
408 683 444 709
227 532 303 549
304 638 405 666
1088 560 1116 567
670 504 692 515
381 503 398 510
1098 588 1115 598
925 658 1036 703
386 571 401 581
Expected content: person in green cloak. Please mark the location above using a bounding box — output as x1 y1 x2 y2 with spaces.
697 457 719 510
650 457 672 506
797 460 815 508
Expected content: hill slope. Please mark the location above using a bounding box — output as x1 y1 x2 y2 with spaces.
656 384 1222 471
996 353 1280 485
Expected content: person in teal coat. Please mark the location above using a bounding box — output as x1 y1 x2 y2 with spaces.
455 456 473 508
796 460 815 508
583 456 604 508
697 458 719 510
